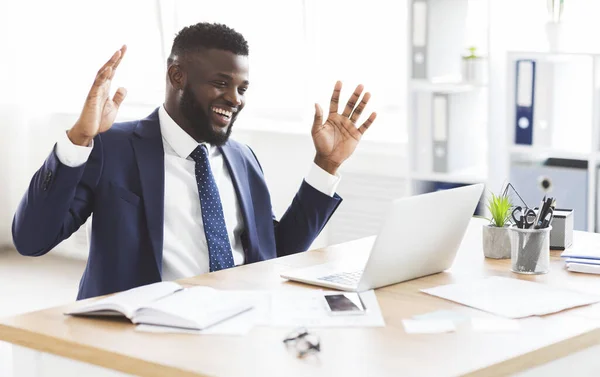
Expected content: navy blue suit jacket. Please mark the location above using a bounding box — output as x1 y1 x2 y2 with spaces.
12 109 342 299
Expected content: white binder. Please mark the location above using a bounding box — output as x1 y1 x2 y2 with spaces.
410 0 469 81
512 55 593 150
414 92 433 173
432 94 448 172
532 61 553 147
432 90 486 173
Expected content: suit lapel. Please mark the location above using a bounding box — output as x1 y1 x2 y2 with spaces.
219 142 260 262
131 109 165 273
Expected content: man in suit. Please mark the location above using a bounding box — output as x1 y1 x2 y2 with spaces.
12 23 377 300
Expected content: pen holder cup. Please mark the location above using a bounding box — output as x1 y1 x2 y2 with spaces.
509 225 552 275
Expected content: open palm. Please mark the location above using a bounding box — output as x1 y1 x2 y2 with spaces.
312 81 377 174
69 46 127 145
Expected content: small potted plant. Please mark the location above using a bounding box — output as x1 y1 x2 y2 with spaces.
483 191 513 259
461 46 487 85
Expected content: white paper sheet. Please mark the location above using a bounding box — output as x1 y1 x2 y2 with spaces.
565 257 600 265
567 263 600 275
402 319 456 334
412 310 471 324
421 276 600 319
470 318 520 332
270 289 385 327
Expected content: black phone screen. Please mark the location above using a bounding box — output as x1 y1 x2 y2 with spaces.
324 293 365 312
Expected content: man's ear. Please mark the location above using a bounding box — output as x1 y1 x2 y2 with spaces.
167 63 185 90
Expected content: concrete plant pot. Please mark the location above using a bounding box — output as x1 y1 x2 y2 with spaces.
482 224 511 259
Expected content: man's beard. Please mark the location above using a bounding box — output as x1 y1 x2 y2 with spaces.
179 85 234 146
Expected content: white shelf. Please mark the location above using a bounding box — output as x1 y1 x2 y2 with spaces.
409 79 485 94
410 167 488 185
509 145 594 161
507 51 600 60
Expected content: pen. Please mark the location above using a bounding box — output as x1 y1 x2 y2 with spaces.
535 197 553 229
533 195 547 229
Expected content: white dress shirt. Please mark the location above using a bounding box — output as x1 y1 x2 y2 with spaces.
55 106 341 280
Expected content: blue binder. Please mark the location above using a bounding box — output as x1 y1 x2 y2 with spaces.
515 60 536 145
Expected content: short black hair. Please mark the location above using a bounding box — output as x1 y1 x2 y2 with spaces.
168 22 249 64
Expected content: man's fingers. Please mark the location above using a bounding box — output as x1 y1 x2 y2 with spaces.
358 112 377 134
312 103 323 133
342 84 364 118
329 81 342 115
97 48 122 77
112 87 127 108
349 92 371 123
110 45 127 79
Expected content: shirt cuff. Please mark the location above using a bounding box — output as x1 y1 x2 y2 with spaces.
55 131 94 168
304 162 341 197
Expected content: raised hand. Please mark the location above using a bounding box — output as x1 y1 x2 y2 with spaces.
67 45 128 146
311 81 377 175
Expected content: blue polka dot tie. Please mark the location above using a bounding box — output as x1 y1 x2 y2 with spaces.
190 145 235 272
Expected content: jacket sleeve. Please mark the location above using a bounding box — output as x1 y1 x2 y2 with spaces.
12 136 103 256
244 145 342 257
273 180 342 257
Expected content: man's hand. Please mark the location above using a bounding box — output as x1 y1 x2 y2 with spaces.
312 81 377 175
67 46 128 146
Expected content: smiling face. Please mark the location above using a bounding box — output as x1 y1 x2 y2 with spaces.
167 48 250 146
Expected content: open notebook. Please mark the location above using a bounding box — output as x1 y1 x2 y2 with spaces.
66 282 254 331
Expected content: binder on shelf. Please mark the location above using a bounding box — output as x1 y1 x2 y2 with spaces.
515 59 535 145
432 94 449 172
532 61 553 147
410 0 469 81
431 90 486 174
411 0 428 80
414 92 433 173
511 54 593 151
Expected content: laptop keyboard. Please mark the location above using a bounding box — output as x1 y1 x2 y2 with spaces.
317 270 363 286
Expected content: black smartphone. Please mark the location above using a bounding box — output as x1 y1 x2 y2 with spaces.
323 293 366 315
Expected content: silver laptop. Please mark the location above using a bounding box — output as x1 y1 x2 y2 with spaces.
280 183 484 291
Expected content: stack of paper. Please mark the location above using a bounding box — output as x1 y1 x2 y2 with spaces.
561 247 600 274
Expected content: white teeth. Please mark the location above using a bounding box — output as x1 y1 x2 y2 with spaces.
212 107 232 118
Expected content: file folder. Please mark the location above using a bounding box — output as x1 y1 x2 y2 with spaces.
410 0 468 81
432 94 448 172
411 0 428 79
532 61 553 147
431 90 486 173
515 60 535 145
414 92 433 173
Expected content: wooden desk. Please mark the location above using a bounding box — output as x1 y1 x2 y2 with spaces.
3 218 600 377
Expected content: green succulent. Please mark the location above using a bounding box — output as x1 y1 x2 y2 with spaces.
486 192 513 227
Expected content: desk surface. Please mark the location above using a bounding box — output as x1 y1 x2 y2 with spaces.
3 218 600 377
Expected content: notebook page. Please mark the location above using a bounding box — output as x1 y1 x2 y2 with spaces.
135 286 253 329
67 281 183 318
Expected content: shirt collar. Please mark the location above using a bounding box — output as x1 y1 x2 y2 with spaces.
158 105 215 159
